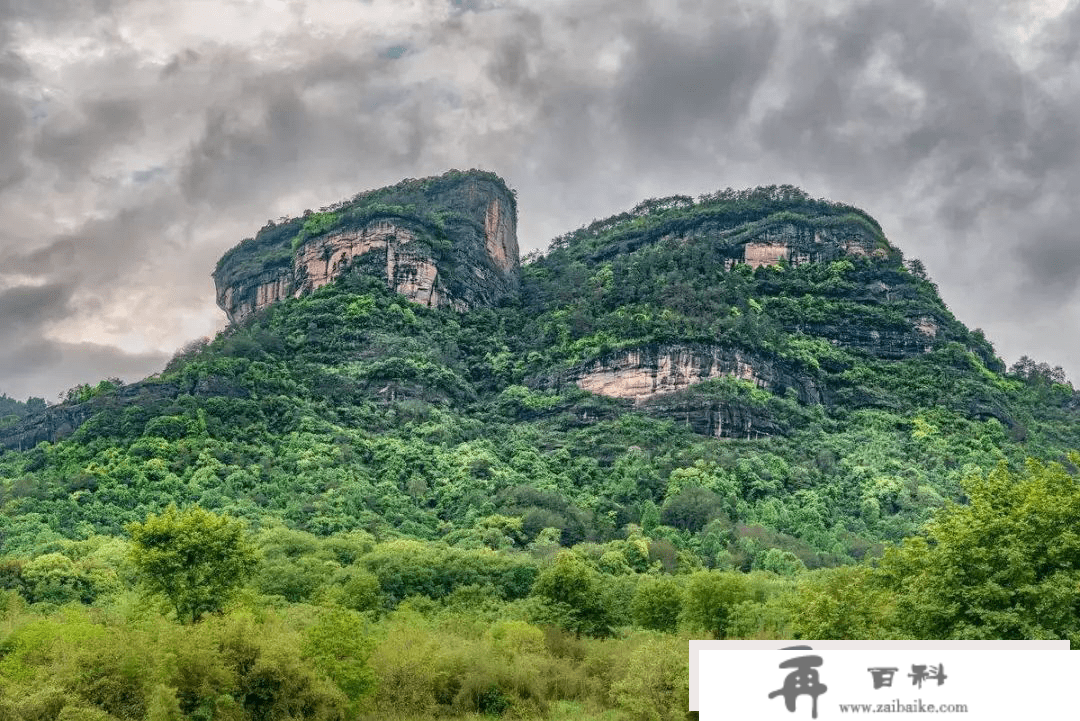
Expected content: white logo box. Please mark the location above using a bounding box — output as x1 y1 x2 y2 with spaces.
690 640 1072 718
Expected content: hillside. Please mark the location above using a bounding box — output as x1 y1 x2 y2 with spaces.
2 171 1075 558
0 170 1078 719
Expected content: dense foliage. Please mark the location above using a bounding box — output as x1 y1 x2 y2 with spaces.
1 181 1078 719
213 168 513 289
0 394 45 430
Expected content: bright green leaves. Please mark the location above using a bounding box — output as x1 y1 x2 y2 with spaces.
878 456 1080 645
680 570 752 639
631 577 682 633
127 505 257 623
290 211 341 251
531 551 613 638
302 607 376 709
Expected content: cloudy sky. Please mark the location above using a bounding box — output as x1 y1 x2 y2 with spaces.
1 0 1079 401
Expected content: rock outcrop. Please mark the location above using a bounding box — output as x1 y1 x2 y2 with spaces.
531 344 822 439
737 223 885 269
545 344 822 406
214 170 519 325
639 391 788 439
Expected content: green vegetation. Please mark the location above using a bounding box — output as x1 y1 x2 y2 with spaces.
0 394 45 430
1 180 1079 719
291 211 342 251
214 168 513 289
127 504 257 623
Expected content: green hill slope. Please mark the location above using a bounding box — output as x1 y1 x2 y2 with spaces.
1 171 1079 719
1 173 1076 567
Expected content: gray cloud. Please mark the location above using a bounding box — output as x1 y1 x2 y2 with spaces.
0 282 75 332
34 97 143 173
614 6 779 157
0 340 169 402
2 0 1080 401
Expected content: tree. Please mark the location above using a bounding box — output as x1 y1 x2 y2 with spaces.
789 566 892 640
877 457 1080 646
640 500 660 535
680 571 750 639
127 504 257 623
302 606 376 711
531 551 613 638
632 577 682 632
660 487 724 532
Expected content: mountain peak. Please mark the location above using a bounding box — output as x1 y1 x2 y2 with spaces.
213 169 520 324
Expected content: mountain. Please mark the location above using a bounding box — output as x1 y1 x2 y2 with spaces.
1 169 1079 718
2 168 1077 565
213 170 519 323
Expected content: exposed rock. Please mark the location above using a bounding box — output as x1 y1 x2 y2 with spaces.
640 392 788 439
288 220 468 314
795 324 939 360
545 344 822 405
738 224 886 269
214 171 519 325
531 343 821 438
744 242 793 269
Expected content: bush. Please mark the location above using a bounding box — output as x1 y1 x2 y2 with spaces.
609 634 689 721
631 578 682 633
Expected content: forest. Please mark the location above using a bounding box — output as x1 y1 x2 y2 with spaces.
0 176 1077 720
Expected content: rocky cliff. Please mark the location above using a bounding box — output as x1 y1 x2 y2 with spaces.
214 170 519 324
539 344 823 405
529 344 823 439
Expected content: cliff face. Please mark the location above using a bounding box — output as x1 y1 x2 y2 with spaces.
544 344 823 406
531 344 821 439
736 222 885 269
214 171 519 325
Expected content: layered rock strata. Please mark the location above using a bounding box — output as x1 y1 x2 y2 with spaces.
214 172 519 324
737 223 885 269
549 344 823 406
531 344 822 438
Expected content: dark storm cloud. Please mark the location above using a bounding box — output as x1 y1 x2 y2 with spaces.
3 0 1080 400
0 282 75 333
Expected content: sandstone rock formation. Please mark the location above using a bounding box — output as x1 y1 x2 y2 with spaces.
738 223 885 269
530 343 823 439
547 344 823 406
214 170 519 325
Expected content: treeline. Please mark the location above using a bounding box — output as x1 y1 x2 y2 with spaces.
0 394 45 430
0 454 1076 720
544 184 885 260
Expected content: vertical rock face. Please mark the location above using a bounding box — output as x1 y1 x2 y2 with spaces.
741 224 884 269
485 197 516 274
213 170 519 325
530 344 823 439
540 344 823 406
